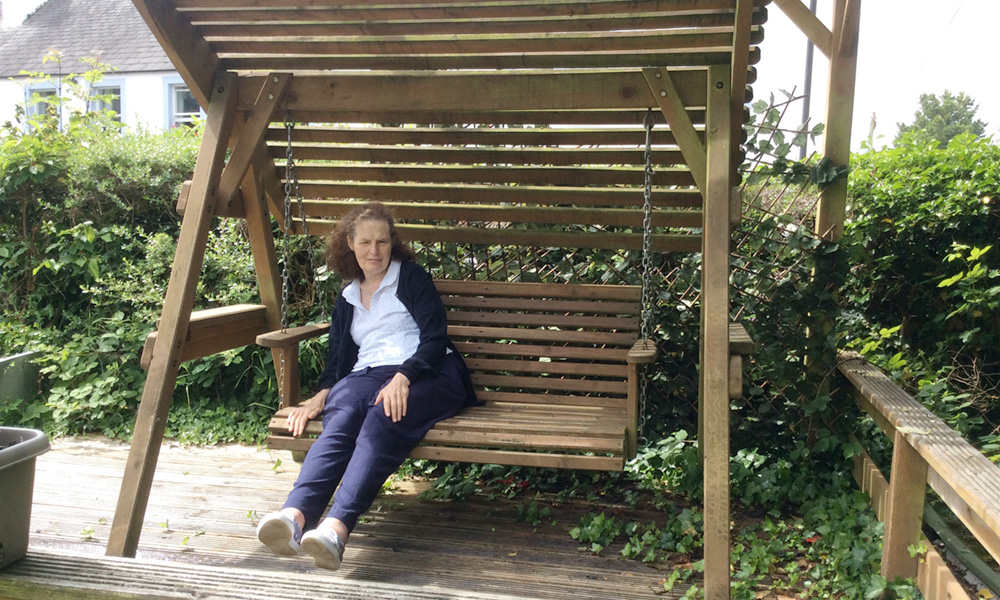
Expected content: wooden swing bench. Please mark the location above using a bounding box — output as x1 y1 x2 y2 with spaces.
115 3 769 582
255 281 753 472
259 280 651 471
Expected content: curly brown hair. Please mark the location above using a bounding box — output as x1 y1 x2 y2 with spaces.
326 202 415 281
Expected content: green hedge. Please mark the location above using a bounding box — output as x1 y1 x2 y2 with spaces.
0 106 276 442
843 133 1000 453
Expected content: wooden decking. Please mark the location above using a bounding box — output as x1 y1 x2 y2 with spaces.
2 437 676 599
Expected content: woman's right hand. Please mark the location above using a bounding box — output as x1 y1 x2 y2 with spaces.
287 388 328 437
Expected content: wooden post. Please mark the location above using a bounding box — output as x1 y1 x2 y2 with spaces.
242 147 285 394
106 73 238 557
881 431 929 583
702 63 733 600
815 0 861 242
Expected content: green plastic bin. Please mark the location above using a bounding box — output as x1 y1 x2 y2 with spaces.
0 426 50 569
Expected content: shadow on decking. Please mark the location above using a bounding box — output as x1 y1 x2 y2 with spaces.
1 437 678 599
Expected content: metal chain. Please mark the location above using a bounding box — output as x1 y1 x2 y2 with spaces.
277 112 296 406
638 109 655 445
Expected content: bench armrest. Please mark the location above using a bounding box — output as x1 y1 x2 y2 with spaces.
627 339 658 364
256 323 331 348
729 322 754 355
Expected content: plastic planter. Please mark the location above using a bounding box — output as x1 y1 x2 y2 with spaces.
0 427 50 569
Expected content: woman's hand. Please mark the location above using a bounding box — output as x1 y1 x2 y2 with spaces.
286 388 327 437
375 373 410 423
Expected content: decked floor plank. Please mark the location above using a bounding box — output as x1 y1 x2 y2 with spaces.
10 437 678 599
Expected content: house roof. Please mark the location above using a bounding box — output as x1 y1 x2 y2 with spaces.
0 0 174 78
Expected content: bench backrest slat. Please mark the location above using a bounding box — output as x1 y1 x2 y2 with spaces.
438 279 639 411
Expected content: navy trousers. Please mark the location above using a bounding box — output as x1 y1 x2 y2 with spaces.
283 353 466 532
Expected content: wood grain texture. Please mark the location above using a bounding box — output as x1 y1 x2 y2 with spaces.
881 430 928 582
840 351 1000 565
850 447 973 600
701 63 732 600
7 438 679 599
107 73 238 559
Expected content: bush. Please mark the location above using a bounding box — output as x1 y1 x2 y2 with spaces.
0 91 281 441
844 134 1000 449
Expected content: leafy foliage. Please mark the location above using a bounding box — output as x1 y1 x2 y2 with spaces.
843 134 1000 452
0 63 273 442
2 62 994 599
895 90 987 148
569 488 919 600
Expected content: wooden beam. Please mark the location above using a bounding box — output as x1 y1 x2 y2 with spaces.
730 0 754 185
139 304 269 370
728 355 742 399
106 73 238 558
287 163 697 188
242 144 286 401
176 0 766 17
772 0 833 58
701 64 732 600
881 430 929 583
291 182 703 210
851 448 973 600
222 48 756 72
841 352 1000 566
283 109 707 126
210 29 754 56
238 70 709 113
266 124 698 146
643 67 707 195
265 144 687 168
130 0 219 108
195 10 769 38
293 201 703 229
815 0 861 241
215 73 291 212
254 143 287 230
285 221 702 253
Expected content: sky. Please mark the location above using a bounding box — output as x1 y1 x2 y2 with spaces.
751 0 1000 152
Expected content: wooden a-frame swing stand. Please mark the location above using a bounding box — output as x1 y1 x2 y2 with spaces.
108 2 862 598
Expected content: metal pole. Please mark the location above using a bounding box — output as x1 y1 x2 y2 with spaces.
800 0 819 160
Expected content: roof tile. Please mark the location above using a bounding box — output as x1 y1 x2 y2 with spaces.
0 0 174 78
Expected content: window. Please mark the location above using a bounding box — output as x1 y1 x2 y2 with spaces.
170 84 200 127
90 85 121 117
25 87 57 120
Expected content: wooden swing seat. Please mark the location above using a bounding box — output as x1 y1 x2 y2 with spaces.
256 279 753 471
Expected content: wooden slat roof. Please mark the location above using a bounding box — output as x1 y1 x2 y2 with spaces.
140 0 768 250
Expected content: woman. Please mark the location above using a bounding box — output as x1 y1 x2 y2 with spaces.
256 202 477 570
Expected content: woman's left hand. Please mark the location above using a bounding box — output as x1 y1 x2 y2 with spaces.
375 372 410 423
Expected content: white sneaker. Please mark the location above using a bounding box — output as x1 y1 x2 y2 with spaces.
301 527 345 570
256 511 302 557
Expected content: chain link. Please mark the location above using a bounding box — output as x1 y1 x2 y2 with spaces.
276 113 297 406
638 109 655 446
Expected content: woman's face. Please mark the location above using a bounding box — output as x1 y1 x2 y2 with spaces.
348 218 392 281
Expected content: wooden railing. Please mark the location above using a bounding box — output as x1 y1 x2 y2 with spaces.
839 351 1000 600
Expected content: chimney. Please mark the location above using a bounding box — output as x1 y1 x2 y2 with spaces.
2 0 48 28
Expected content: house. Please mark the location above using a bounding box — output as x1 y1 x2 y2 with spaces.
0 0 202 131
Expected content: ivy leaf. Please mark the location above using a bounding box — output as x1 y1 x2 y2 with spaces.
88 257 100 280
863 575 887 599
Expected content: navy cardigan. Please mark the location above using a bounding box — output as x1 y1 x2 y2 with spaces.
315 261 478 406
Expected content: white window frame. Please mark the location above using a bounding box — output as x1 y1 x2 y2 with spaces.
24 82 58 121
164 76 203 129
87 78 125 119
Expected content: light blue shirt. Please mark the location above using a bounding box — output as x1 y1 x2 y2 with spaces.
342 260 422 372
